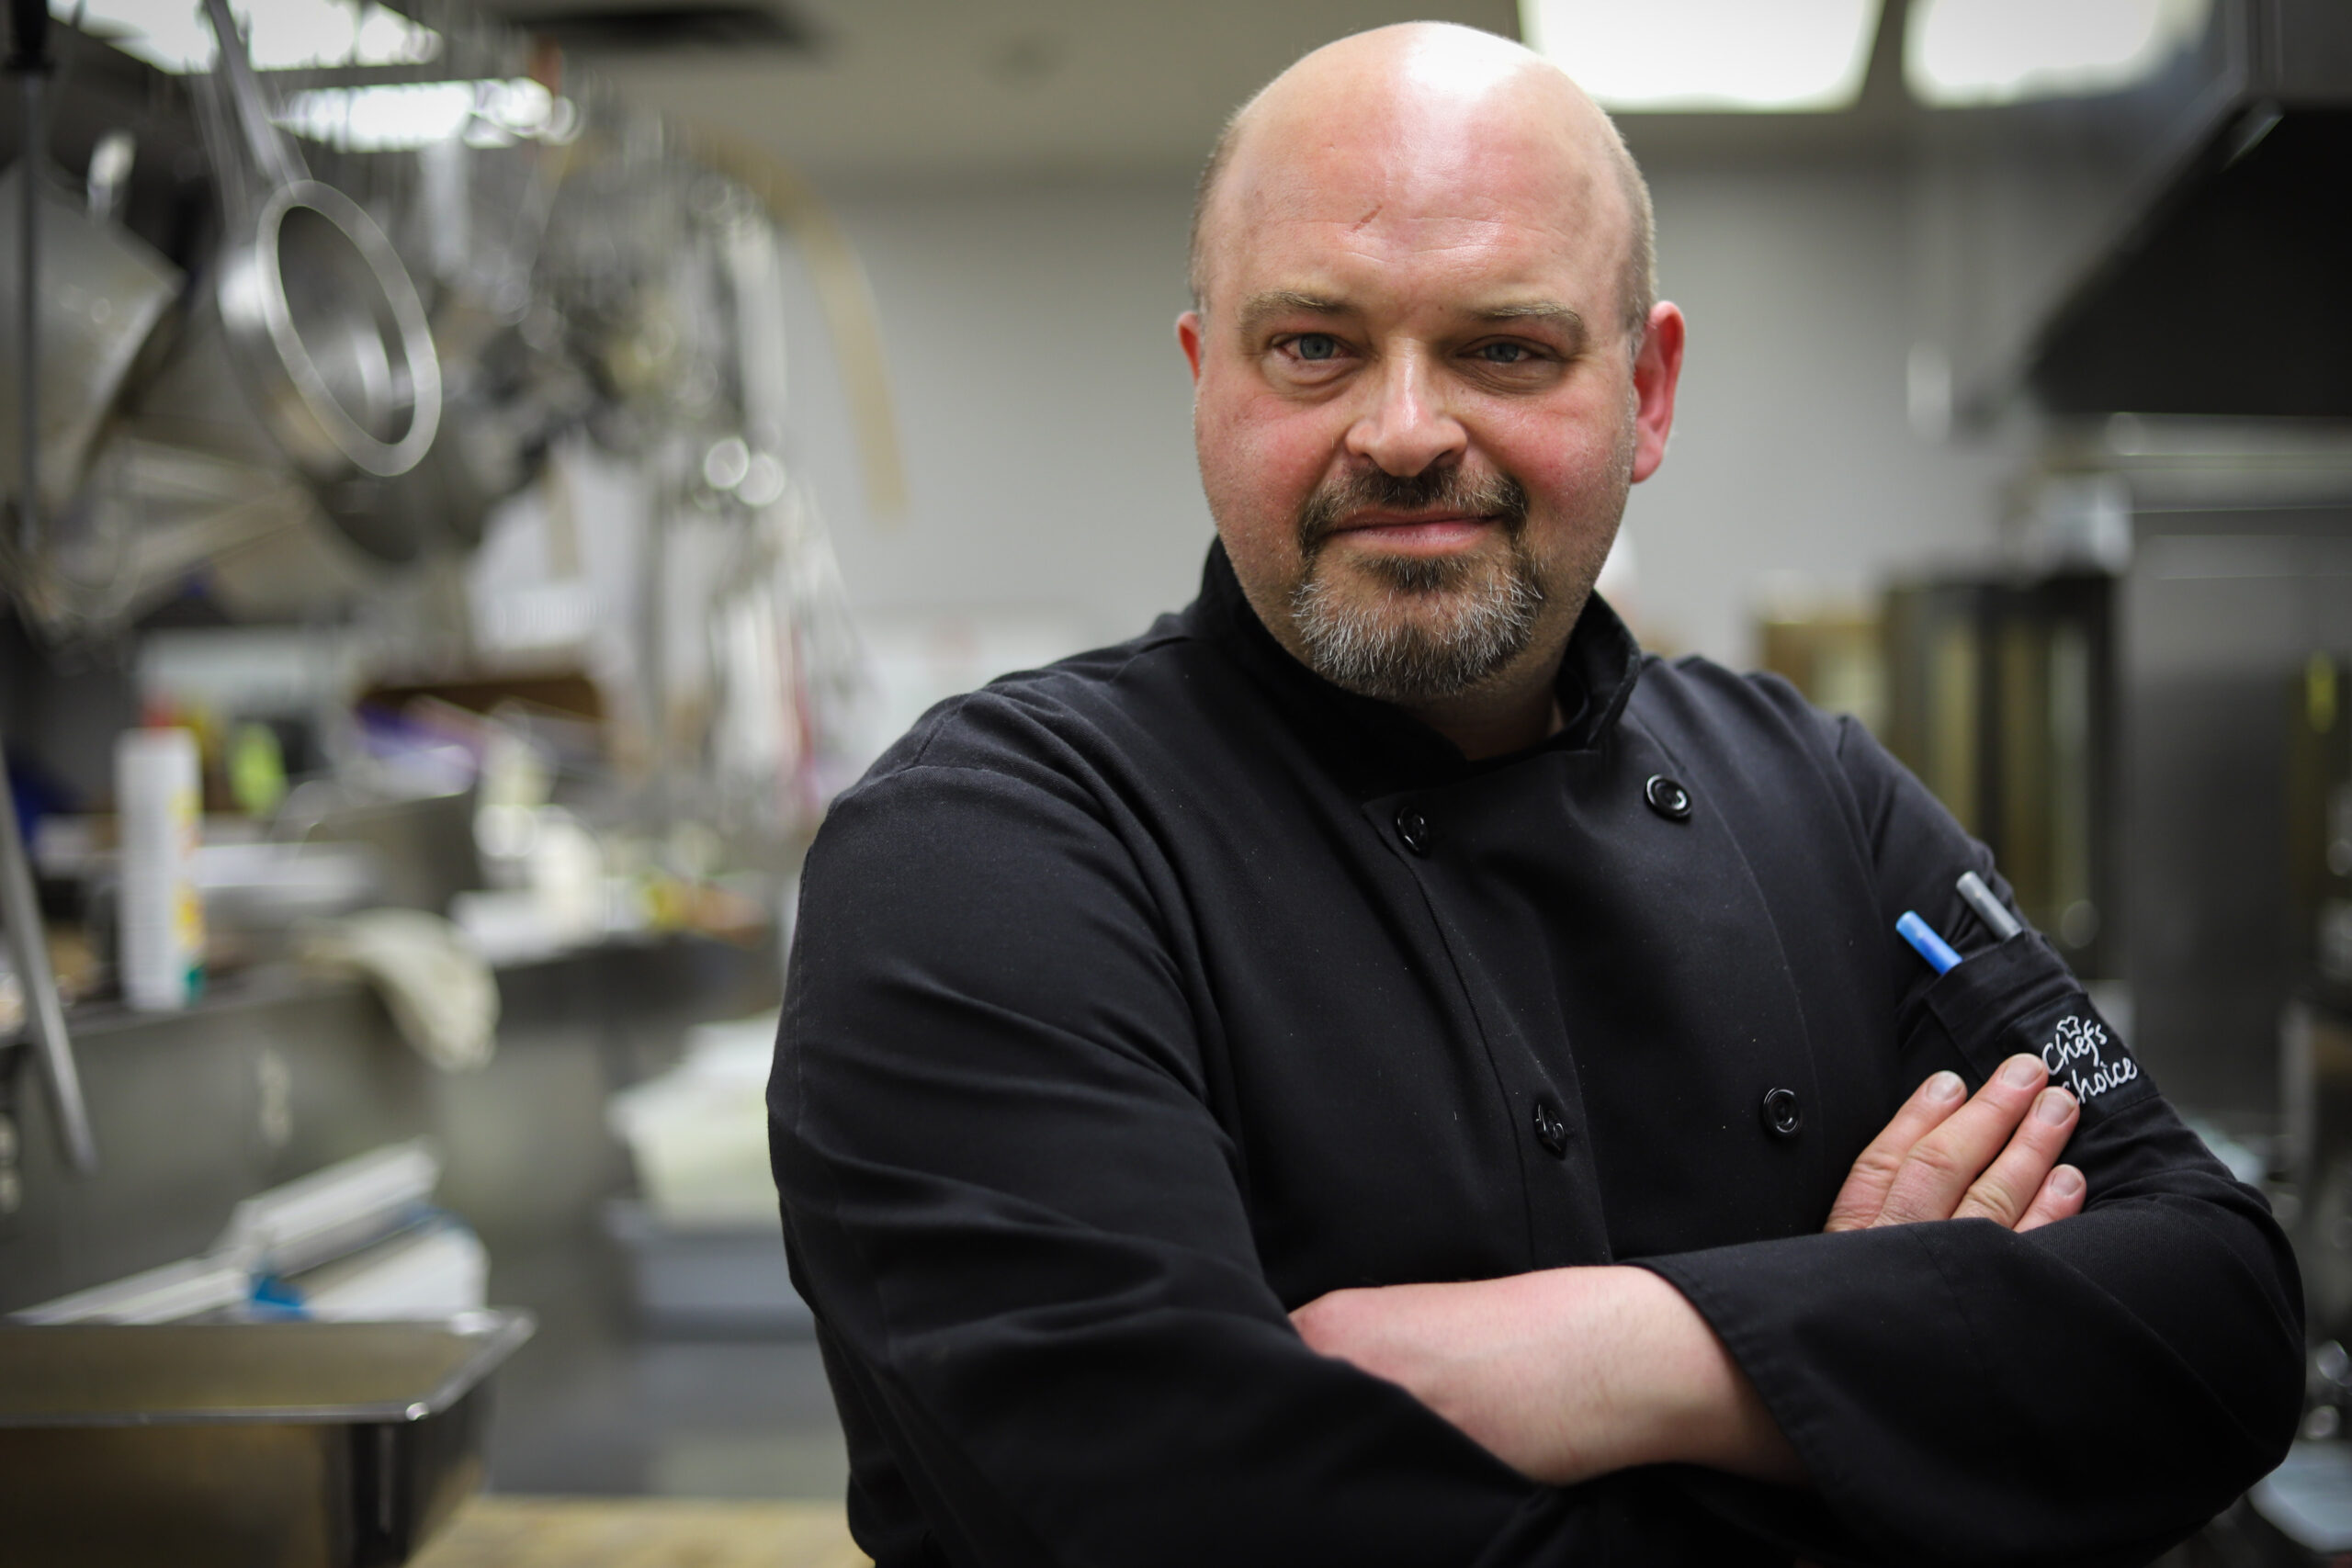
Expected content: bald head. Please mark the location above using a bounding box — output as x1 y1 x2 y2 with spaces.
1187 23 1655 344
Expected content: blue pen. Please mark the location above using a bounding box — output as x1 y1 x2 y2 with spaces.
1897 910 1962 974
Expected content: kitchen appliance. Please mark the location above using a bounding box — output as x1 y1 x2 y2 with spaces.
1917 0 2352 425
1881 572 2120 975
2289 656 2352 1004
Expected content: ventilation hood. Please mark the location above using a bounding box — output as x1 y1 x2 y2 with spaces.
2024 0 2352 418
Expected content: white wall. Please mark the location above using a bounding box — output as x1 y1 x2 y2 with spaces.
775 161 2018 675
775 179 1212 655
1629 159 2018 661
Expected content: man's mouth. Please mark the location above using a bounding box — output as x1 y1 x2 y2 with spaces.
1326 513 1500 553
1295 468 1531 562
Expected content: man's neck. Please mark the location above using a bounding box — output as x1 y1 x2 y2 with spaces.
1394 660 1567 761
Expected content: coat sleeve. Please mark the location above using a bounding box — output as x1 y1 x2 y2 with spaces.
1639 713 2305 1568
770 757 1755 1567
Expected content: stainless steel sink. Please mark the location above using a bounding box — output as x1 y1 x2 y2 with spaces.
0 1309 532 1568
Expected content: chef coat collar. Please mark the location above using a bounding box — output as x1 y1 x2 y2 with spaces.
1182 540 1645 795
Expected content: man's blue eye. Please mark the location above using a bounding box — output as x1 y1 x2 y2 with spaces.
1295 334 1339 361
1480 343 1532 364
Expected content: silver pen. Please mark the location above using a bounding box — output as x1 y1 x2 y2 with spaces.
1955 870 2022 942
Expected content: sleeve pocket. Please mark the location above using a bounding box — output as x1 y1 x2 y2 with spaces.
1910 934 2158 1123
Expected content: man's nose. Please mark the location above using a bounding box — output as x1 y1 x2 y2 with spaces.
1345 350 1465 478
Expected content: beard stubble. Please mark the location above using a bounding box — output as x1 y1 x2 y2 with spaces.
1285 464 1548 704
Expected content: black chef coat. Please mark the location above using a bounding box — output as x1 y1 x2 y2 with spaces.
771 543 2301 1568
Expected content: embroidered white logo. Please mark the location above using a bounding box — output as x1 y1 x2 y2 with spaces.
2040 1013 2137 1100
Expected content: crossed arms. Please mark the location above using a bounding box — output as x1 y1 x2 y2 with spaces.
1294 1053 2086 1488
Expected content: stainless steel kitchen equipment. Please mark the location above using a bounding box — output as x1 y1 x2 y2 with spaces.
122 0 442 563
0 1309 534 1568
0 729 95 1173
0 159 181 523
2111 434 2352 1113
1915 0 2352 428
2289 656 2352 1003
6 0 50 579
0 0 96 1176
130 175 441 559
2284 997 2352 1339
379 132 568 553
1881 572 2120 976
46 432 323 622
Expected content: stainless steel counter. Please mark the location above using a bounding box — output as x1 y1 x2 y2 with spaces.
0 932 778 1315
0 934 845 1506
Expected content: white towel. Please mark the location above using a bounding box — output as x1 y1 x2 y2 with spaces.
300 908 499 1072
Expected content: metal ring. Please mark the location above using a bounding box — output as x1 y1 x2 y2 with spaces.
251 180 442 480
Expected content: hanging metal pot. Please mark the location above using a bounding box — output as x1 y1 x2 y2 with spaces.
0 158 182 522
118 0 443 565
131 178 442 560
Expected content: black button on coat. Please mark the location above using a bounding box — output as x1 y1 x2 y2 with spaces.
772 545 2301 1567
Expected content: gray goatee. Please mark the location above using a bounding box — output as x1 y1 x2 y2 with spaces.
1288 466 1544 703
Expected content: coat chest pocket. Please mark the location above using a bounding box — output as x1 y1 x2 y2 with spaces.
1902 934 2157 1123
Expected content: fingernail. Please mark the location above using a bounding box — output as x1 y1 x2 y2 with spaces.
2035 1086 2075 1124
2051 1165 2085 1198
2002 1055 2044 1089
1924 1070 1964 1103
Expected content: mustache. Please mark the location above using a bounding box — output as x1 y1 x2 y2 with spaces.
1296 466 1530 552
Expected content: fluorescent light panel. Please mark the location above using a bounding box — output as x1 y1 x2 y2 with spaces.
275 78 572 151
1521 0 1883 112
1906 0 2212 106
55 0 440 74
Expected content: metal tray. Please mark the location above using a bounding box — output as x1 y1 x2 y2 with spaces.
0 1309 533 1568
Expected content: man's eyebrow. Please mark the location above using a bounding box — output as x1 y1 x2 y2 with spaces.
1472 301 1587 333
1236 290 1352 334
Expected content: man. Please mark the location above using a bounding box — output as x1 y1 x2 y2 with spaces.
772 24 2301 1566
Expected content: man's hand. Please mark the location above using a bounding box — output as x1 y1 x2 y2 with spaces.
1824 1056 2084 1234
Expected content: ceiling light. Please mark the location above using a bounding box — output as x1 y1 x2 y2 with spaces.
275 78 575 152
1520 0 1883 112
56 0 440 74
1906 0 2211 106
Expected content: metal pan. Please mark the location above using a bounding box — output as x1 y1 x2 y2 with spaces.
130 178 441 564
120 0 444 564
0 1309 533 1568
0 160 182 523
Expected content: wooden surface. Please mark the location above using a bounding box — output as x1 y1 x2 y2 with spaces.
411 1495 871 1568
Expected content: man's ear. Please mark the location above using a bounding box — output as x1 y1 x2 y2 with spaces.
1177 310 1206 384
1630 301 1685 484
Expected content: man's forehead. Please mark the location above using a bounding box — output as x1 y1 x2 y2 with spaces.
1203 62 1623 299
1230 107 1603 231
1235 184 1606 270
1215 179 1621 328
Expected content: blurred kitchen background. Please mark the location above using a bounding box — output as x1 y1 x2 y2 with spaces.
0 0 2348 1561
